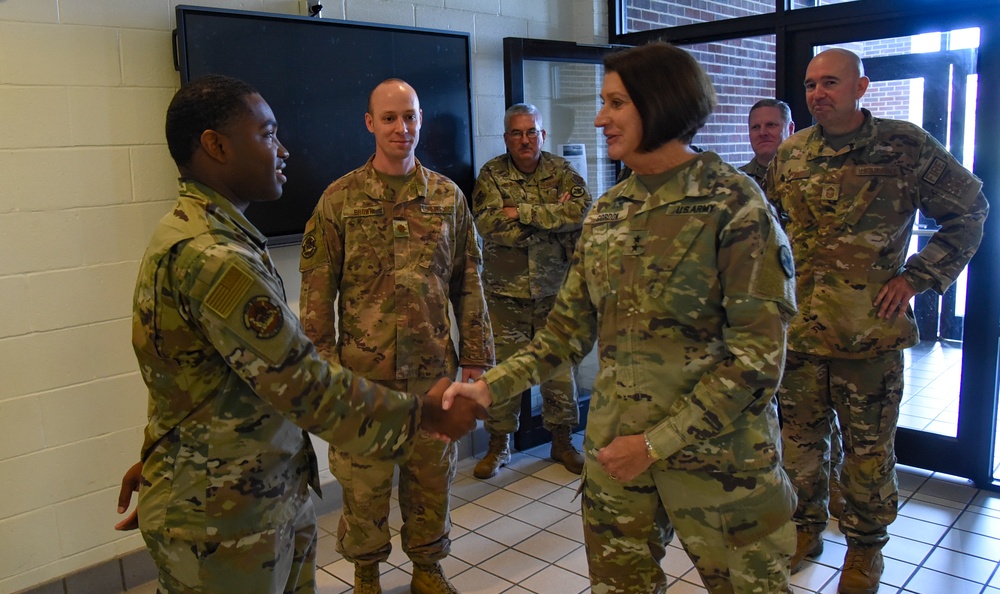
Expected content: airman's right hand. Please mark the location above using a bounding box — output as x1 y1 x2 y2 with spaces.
420 378 488 441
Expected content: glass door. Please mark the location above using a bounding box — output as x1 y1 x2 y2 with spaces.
786 14 1000 486
503 39 619 449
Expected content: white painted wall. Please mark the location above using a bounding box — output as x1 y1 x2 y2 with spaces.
0 0 606 590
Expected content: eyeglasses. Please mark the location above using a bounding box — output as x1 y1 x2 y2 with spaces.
507 128 540 140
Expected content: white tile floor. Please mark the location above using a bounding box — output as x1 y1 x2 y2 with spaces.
127 434 1000 593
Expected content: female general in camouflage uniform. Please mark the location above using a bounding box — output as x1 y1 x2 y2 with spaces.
446 42 799 593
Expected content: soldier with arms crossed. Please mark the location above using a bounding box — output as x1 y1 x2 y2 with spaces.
471 102 592 479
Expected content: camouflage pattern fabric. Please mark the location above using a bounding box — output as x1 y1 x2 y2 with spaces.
738 158 767 189
300 156 493 380
584 465 796 594
766 111 988 545
299 157 493 565
482 293 578 434
133 179 421 545
472 151 590 433
765 109 988 358
779 350 902 546
143 499 317 594
331 376 458 566
472 151 592 300
481 152 798 592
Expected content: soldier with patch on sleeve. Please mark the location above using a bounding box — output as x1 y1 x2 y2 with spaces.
765 48 988 594
113 75 485 594
470 103 593 479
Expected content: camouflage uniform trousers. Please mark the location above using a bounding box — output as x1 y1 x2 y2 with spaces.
583 459 795 594
330 375 458 567
779 350 902 546
483 293 579 434
142 498 317 594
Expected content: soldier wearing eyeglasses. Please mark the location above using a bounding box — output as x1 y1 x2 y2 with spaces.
470 103 593 479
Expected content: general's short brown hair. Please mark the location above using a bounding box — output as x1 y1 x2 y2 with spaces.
603 41 717 151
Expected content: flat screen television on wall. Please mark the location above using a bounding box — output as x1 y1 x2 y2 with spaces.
174 5 475 245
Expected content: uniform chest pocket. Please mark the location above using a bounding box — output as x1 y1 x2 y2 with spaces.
842 165 902 227
631 216 706 296
414 205 454 279
344 215 389 279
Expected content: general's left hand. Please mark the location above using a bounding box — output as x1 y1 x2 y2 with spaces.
114 461 142 531
873 275 919 320
596 434 654 483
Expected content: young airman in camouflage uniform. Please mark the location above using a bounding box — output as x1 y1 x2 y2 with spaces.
299 79 494 594
445 42 798 594
123 75 484 594
766 49 988 594
471 103 593 478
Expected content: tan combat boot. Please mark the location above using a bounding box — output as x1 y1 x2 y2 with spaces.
474 432 511 479
790 529 824 574
354 562 381 594
838 545 883 594
550 424 584 474
411 562 459 594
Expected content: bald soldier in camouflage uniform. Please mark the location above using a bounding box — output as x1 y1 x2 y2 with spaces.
299 79 494 594
445 42 798 594
766 49 988 594
471 103 592 478
123 75 484 594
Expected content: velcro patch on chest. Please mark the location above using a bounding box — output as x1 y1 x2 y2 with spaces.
856 165 899 176
667 204 716 215
420 204 453 214
345 206 384 217
590 211 623 224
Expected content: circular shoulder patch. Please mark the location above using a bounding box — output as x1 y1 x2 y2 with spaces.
570 185 585 197
301 233 317 259
779 244 795 279
244 296 284 339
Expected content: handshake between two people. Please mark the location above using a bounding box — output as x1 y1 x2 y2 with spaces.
419 376 492 442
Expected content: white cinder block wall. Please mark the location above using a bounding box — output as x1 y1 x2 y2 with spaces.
0 0 607 591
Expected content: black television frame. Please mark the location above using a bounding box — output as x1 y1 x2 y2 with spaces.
173 5 476 246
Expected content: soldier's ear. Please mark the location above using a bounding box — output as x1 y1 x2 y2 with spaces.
199 129 229 164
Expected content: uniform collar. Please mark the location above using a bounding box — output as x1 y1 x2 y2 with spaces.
361 155 429 203
619 152 721 214
806 108 876 159
177 178 268 247
504 151 553 182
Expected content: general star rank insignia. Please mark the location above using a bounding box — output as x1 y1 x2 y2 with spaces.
243 296 283 339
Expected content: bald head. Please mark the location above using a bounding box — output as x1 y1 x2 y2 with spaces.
365 78 422 175
804 48 869 135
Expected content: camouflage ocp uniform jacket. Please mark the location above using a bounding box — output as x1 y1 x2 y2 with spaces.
483 152 797 475
739 158 767 189
299 157 494 380
133 180 421 541
472 151 592 299
765 110 989 358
